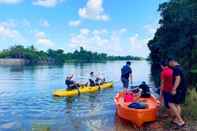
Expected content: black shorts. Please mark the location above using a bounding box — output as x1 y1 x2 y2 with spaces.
67 85 78 90
171 89 187 105
163 91 173 108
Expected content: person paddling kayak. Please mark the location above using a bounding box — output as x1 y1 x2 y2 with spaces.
65 75 80 90
121 61 132 92
89 72 106 86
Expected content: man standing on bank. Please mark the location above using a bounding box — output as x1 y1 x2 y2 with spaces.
168 58 187 127
121 61 133 93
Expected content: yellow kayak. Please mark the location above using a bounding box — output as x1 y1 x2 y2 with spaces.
53 82 113 97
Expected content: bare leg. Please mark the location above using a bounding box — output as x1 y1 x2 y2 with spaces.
167 108 175 118
174 104 182 121
124 88 128 94
176 104 181 115
169 103 185 124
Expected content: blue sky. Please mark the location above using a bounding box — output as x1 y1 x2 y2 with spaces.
0 0 166 57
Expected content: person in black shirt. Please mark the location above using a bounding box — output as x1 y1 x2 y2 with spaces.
65 75 80 90
139 81 151 98
168 58 187 127
121 61 132 92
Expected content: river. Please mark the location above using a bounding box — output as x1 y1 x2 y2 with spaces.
0 60 157 131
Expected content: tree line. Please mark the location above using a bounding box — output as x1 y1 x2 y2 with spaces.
148 0 197 85
0 45 142 64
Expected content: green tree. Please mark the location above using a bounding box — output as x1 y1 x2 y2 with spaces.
148 0 197 84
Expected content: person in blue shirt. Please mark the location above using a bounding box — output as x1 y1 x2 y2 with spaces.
121 61 133 92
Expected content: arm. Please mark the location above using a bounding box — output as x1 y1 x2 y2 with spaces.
160 80 164 94
130 73 133 83
159 72 164 103
160 79 164 103
172 76 181 94
129 68 133 83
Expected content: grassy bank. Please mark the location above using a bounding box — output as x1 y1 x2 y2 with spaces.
182 88 197 121
142 87 197 131
158 87 197 130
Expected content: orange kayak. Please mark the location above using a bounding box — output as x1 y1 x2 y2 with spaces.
114 91 160 127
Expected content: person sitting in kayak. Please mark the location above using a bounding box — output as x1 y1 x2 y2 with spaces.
96 73 106 84
65 75 80 90
139 81 151 98
89 72 97 86
89 72 105 86
121 61 132 92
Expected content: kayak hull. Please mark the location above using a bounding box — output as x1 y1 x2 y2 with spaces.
114 91 159 127
53 82 113 97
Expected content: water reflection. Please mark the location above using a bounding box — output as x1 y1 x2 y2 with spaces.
0 60 154 130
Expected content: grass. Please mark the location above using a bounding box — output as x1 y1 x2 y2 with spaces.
191 69 197 74
156 87 197 130
182 88 197 120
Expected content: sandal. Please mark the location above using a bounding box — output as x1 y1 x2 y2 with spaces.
172 121 186 129
171 118 178 125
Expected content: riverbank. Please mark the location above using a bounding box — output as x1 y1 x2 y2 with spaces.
0 58 144 66
0 45 143 65
143 88 197 131
0 58 28 65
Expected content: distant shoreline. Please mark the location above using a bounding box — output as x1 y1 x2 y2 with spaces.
0 45 144 65
0 58 145 66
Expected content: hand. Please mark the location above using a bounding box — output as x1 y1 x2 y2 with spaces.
171 88 177 95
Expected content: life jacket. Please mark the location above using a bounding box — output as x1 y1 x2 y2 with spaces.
124 93 134 102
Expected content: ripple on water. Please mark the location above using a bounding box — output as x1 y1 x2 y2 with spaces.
0 61 154 130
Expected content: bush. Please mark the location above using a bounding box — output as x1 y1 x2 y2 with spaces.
190 69 197 87
183 88 197 120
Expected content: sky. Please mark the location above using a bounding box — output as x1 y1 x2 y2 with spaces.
0 0 166 57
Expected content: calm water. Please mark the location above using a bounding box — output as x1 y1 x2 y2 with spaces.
0 60 155 131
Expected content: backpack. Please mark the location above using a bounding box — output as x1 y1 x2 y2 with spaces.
128 102 147 109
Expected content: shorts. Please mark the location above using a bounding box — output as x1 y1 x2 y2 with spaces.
121 77 129 88
163 91 173 108
172 88 187 105
67 85 78 90
163 88 187 108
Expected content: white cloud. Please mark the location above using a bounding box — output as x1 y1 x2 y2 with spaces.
0 21 25 42
144 24 159 35
40 20 50 27
22 19 31 27
68 20 81 27
129 34 150 57
129 34 140 45
68 28 126 55
35 32 54 48
120 28 127 34
79 0 109 21
0 0 22 4
33 0 63 7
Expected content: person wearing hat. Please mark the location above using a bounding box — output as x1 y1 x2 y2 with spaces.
65 74 80 90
